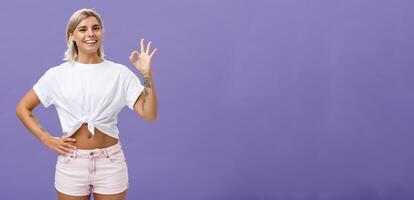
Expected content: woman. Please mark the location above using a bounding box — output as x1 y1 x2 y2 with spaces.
15 8 157 200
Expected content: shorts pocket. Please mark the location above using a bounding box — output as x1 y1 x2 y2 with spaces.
57 154 75 165
108 150 126 163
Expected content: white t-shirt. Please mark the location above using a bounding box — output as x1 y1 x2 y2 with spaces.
33 60 144 139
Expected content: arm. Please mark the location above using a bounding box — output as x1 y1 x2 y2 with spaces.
133 70 157 121
15 89 76 155
129 38 158 122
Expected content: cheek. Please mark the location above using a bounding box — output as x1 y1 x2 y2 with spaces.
73 35 84 44
76 40 83 46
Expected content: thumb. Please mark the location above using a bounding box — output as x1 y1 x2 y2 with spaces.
129 51 139 62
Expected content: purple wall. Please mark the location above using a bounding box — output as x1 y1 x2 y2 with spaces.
1 0 414 199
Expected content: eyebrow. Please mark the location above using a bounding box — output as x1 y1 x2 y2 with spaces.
77 24 101 29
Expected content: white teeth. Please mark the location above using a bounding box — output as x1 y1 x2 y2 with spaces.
85 40 97 44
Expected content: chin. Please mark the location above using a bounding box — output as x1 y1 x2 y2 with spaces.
80 48 100 54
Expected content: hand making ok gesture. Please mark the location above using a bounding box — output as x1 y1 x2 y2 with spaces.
129 38 158 75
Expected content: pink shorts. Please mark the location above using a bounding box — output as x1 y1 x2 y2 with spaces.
54 142 128 196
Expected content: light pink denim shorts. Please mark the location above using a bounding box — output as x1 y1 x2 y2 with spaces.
54 142 128 196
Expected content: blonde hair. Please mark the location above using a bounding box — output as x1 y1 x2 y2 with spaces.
63 8 105 62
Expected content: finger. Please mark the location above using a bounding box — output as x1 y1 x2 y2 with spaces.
140 38 145 54
62 143 77 150
129 54 134 63
150 48 158 57
59 145 73 152
129 50 139 62
57 149 66 156
62 137 76 143
146 41 152 54
59 146 73 154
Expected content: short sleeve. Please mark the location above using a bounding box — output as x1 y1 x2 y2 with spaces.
33 69 54 108
124 69 145 110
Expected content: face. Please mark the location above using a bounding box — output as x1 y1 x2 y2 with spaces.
70 16 102 56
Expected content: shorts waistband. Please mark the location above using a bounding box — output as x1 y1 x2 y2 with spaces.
66 142 123 160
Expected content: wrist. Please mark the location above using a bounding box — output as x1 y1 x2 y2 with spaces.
40 134 51 144
140 69 152 77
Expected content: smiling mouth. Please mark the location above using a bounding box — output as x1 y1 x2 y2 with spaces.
84 40 97 45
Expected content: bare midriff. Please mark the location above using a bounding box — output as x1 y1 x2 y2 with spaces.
68 123 118 150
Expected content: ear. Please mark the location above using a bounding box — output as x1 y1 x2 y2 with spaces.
69 33 75 41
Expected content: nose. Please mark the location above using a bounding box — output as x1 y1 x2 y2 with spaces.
87 29 95 37
87 30 94 36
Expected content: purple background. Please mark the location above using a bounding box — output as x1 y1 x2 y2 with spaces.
1 0 414 199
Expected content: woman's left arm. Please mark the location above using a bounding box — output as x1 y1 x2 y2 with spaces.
129 38 158 121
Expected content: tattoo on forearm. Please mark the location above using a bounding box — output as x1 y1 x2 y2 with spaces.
143 76 152 89
142 76 152 111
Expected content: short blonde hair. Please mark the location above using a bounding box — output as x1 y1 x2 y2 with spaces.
63 8 105 62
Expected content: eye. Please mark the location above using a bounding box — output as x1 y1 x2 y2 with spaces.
93 27 101 31
79 29 86 32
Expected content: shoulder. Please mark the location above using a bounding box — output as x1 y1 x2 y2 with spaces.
41 62 70 77
104 60 136 76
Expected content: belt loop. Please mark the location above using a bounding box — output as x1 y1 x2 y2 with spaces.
73 148 78 159
103 148 109 159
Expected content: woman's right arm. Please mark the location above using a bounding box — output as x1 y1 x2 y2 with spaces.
15 89 77 155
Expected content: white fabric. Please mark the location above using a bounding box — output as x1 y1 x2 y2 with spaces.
33 60 144 139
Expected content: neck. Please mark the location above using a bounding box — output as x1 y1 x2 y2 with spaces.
76 53 102 64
